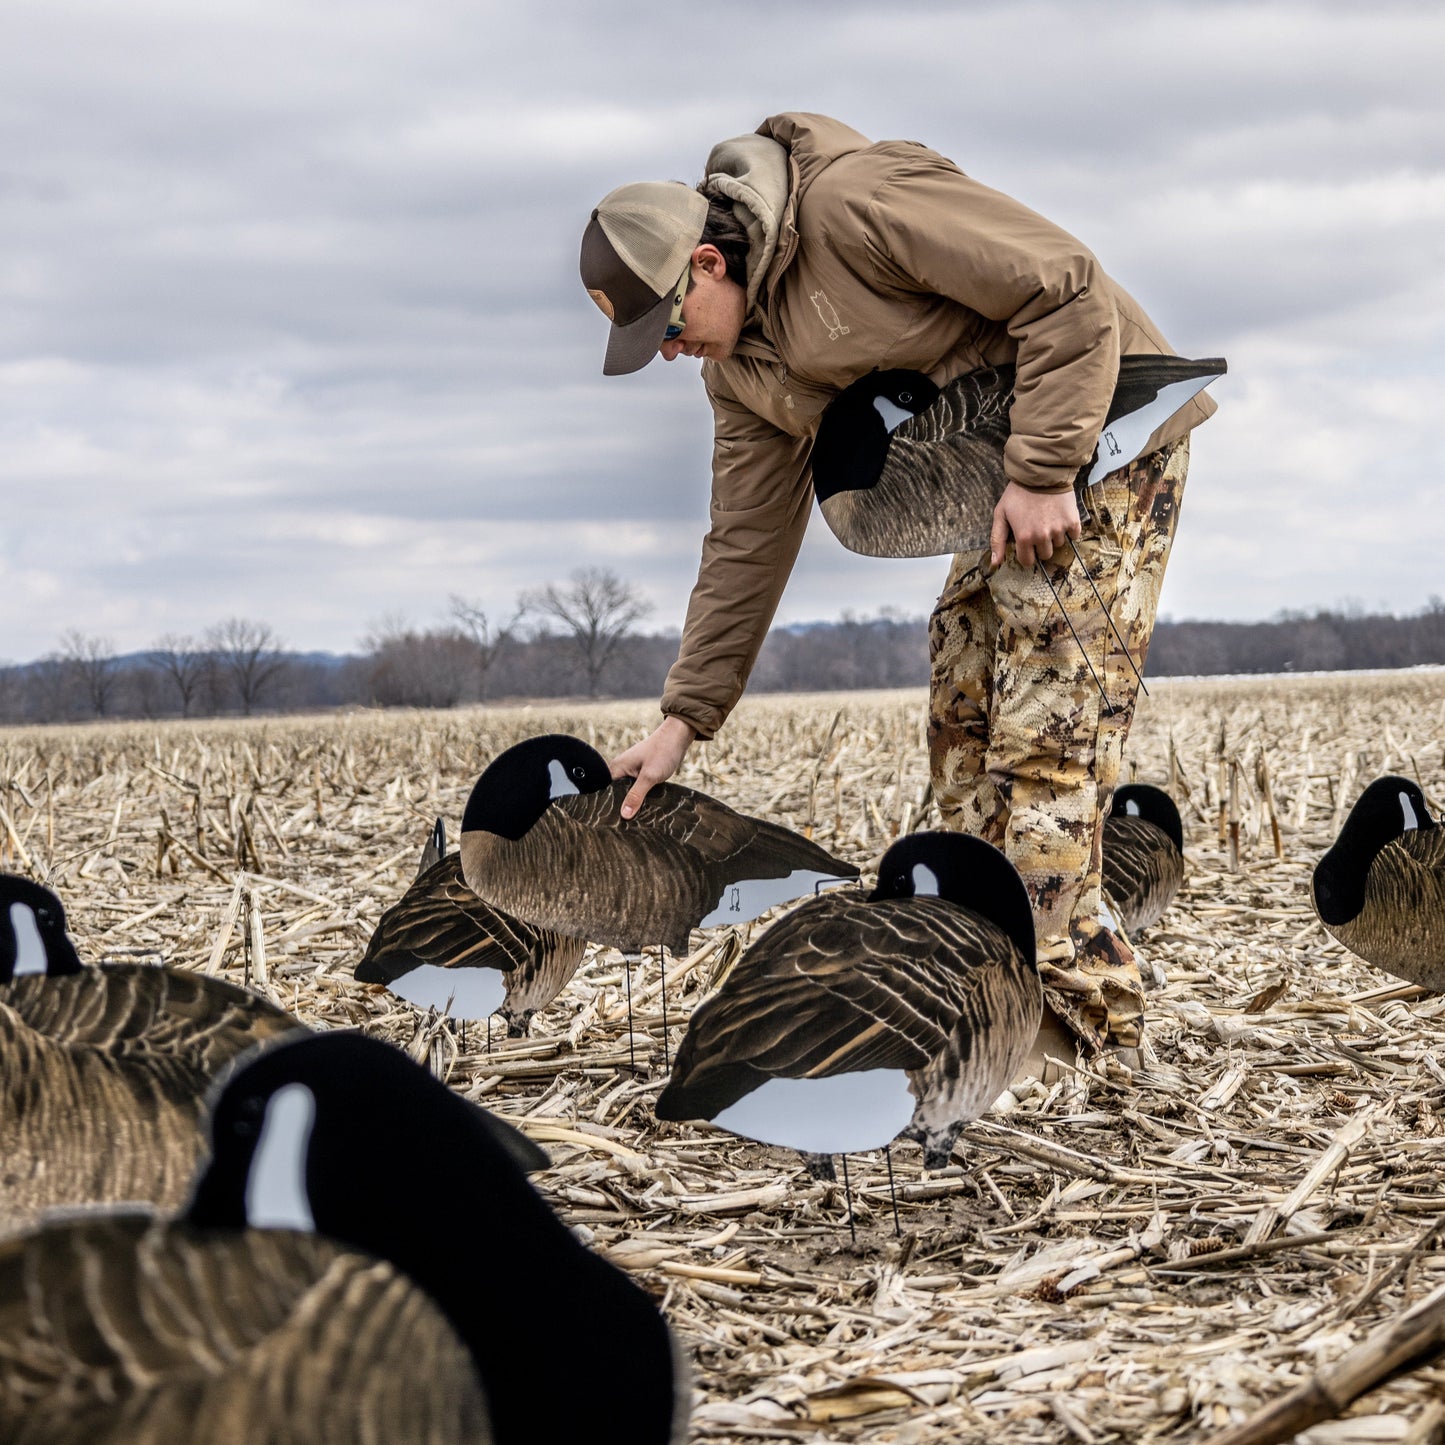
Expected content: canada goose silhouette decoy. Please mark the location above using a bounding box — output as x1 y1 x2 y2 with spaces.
810 354 1227 559
460 734 859 955
1102 784 1185 937
1312 776 1445 990
0 1032 690 1444
655 832 1040 1181
1 874 307 1230
355 819 588 1035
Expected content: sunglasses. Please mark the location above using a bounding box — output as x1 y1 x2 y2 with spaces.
662 264 689 342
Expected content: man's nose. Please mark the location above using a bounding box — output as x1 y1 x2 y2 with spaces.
659 339 683 361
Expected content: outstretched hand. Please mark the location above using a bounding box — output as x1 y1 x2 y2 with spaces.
610 715 697 819
990 481 1082 569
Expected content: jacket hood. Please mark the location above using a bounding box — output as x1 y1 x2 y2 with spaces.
702 113 873 315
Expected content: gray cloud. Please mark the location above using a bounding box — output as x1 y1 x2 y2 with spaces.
2 0 1442 662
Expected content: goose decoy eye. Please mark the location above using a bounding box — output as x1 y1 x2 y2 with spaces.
232 1096 266 1138
898 391 912 405
571 765 587 782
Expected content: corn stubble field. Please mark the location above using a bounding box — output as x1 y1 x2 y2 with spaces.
3 673 1445 1444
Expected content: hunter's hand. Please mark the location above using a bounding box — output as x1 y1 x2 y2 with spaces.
610 715 697 819
990 482 1082 569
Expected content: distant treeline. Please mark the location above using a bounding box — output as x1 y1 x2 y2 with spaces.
3 601 1442 726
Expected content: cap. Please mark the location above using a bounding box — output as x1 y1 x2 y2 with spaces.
580 181 710 376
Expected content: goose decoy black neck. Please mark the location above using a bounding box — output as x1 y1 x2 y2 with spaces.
1314 776 1435 928
462 734 613 841
870 831 1037 964
1 875 82 982
810 369 942 504
1110 783 1185 856
188 1032 683 1445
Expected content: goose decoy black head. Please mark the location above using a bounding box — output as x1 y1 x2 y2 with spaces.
809 369 941 504
1 875 82 982
462 733 613 841
810 355 1225 559
1109 784 1184 856
1312 776 1444 990
657 831 1040 1172
189 1032 688 1444
462 733 858 955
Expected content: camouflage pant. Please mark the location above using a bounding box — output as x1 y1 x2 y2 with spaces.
927 437 1189 1051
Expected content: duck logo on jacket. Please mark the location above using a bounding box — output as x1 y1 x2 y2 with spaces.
810 290 850 340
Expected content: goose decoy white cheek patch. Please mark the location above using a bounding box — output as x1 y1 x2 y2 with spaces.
910 863 940 897
245 1083 318 1233
872 395 913 433
547 760 582 799
1125 799 1141 816
384 964 507 1022
8 902 47 976
712 1070 917 1156
1399 791 1420 831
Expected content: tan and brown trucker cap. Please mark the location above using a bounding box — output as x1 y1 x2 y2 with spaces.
580 181 710 375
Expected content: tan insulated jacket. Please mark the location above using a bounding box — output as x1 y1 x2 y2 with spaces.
660 113 1215 741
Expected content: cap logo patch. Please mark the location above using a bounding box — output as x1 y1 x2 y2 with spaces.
587 288 615 320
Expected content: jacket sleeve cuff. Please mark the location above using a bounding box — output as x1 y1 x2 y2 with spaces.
660 703 719 743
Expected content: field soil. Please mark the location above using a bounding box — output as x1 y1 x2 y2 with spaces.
3 673 1444 1443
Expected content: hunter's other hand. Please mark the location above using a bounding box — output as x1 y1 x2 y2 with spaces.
990 482 1082 569
611 716 697 819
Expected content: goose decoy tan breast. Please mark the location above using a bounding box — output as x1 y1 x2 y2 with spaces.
1102 783 1185 936
655 832 1040 1169
810 354 1227 559
1312 776 1445 990
1 874 306 1229
0 1032 691 1445
355 820 587 1033
460 734 859 955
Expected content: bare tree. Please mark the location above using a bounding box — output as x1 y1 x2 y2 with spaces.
150 633 209 717
58 630 118 717
206 618 286 716
362 615 474 709
448 595 521 702
522 568 653 698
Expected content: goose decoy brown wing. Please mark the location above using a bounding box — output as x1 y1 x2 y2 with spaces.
0 1217 490 1444
1101 814 1184 936
659 893 989 1118
355 855 587 1028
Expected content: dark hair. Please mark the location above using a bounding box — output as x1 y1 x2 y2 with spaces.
695 192 751 289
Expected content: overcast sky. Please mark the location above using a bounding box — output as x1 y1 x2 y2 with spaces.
2 0 1441 663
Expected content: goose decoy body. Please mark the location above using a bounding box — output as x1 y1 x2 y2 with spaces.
355 819 588 1034
1 874 307 1229
0 1031 690 1445
809 354 1227 559
1102 783 1185 936
654 831 1040 1170
460 734 859 955
1312 776 1445 990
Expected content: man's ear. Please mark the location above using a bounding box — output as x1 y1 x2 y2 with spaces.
691 243 726 280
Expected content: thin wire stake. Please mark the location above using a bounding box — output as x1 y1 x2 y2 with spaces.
1066 537 1148 697
840 1154 857 1244
1036 561 1115 716
459 1020 467 1055
624 955 636 1070
659 944 670 1070
485 1014 492 1056
885 1146 902 1238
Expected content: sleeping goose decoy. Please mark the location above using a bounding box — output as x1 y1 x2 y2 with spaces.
1 873 306 1229
654 832 1040 1173
0 1032 690 1444
459 734 859 956
355 819 588 1034
809 354 1227 559
1102 783 1185 936
1312 776 1445 990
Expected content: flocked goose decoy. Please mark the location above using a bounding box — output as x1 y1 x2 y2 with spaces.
1102 783 1185 936
355 819 588 1034
655 832 1040 1173
1312 775 1445 990
1 873 307 1229
809 354 1227 559
0 1031 690 1444
459 734 859 956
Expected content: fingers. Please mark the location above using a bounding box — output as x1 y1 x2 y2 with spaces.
620 774 653 820
989 501 1010 571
